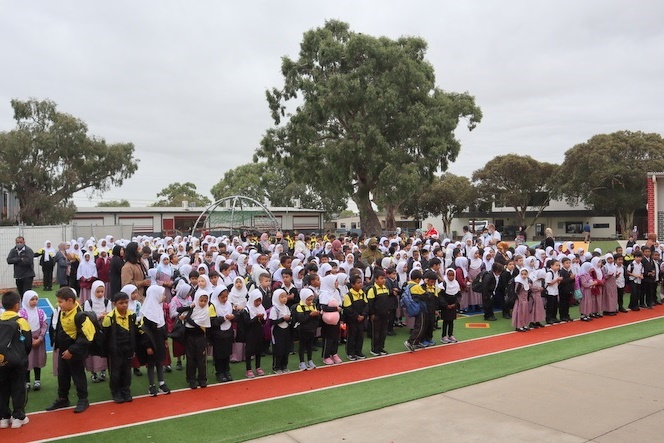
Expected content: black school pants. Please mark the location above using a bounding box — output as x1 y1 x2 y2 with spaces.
109 352 132 397
370 314 388 352
42 262 54 290
0 365 27 420
346 320 365 356
546 294 559 321
272 326 291 371
642 281 656 306
629 283 641 309
617 287 625 310
559 291 572 319
58 354 88 400
407 311 426 345
483 294 494 319
185 330 207 385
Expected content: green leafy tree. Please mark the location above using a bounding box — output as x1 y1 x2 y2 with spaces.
256 20 481 236
0 99 138 224
373 163 421 231
554 131 664 236
406 173 476 235
152 182 211 207
97 199 130 207
472 154 559 230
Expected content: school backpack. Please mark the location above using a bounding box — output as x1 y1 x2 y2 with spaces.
75 310 106 357
401 283 421 317
471 270 490 293
0 317 27 368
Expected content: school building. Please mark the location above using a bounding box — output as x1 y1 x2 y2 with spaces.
647 172 664 239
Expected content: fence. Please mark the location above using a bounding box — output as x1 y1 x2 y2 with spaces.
0 224 134 290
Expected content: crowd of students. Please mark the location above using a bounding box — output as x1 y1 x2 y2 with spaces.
1 227 662 429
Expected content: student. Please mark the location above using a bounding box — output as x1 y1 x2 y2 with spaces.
579 263 599 321
244 289 266 378
614 254 627 313
294 288 319 370
367 269 390 356
209 287 235 382
439 268 460 343
19 290 47 391
627 252 644 311
404 270 426 351
481 263 503 321
319 274 342 364
0 290 32 428
46 287 95 413
558 257 576 322
528 269 546 328
641 248 656 308
229 276 249 310
602 253 619 316
342 274 368 360
269 289 292 374
544 260 563 324
121 284 144 376
589 257 606 317
84 280 112 383
177 290 213 389
138 285 171 397
102 291 142 403
512 268 531 332
257 272 273 355
421 270 440 346
280 269 300 309
170 281 193 371
385 267 400 336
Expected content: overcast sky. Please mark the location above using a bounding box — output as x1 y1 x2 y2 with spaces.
2 0 663 208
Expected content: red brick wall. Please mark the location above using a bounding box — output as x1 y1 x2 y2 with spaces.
647 175 655 235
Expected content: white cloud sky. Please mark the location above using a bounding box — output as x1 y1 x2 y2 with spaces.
2 0 663 207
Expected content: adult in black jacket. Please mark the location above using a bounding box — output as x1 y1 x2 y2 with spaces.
6 236 35 295
481 263 504 321
109 245 125 297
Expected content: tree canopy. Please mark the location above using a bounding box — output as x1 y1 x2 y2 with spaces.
472 154 558 230
97 199 130 207
554 131 664 235
0 99 138 225
152 182 211 207
256 20 481 235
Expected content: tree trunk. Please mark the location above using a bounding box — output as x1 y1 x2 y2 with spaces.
441 216 452 238
617 209 635 239
353 186 382 237
385 205 397 232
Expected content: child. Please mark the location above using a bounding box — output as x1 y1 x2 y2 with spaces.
244 289 266 378
177 290 213 389
319 274 342 364
602 253 619 316
342 274 368 360
170 282 193 371
404 270 426 351
544 260 563 324
0 290 32 428
138 285 171 397
121 284 144 376
19 290 47 391
512 268 532 332
367 269 390 356
269 289 292 374
280 269 300 309
615 254 627 313
558 257 576 322
421 270 440 346
84 280 112 383
229 276 248 310
439 268 460 343
46 287 95 413
627 251 644 311
528 269 546 328
209 287 235 382
102 291 141 403
294 288 320 370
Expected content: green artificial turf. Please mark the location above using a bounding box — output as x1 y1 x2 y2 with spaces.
61 317 664 443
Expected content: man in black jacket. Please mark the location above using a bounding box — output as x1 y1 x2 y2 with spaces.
6 236 35 295
481 263 504 321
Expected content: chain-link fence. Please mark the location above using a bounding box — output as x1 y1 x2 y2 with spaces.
1 224 133 290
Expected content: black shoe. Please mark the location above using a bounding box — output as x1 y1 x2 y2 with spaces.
356 353 367 359
45 398 70 411
189 382 198 389
133 368 143 376
112 394 125 404
225 372 233 382
148 385 158 397
619 308 628 313
552 318 561 323
640 304 647 308
73 399 89 413
165 365 172 373
546 320 554 325
485 316 497 321
123 391 133 403
159 384 171 394
654 301 662 305
199 382 208 388
632 307 641 311
216 374 227 383
502 314 512 319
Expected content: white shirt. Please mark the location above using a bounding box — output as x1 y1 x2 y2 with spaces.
545 270 560 295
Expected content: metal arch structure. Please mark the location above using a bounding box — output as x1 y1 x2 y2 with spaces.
190 195 282 238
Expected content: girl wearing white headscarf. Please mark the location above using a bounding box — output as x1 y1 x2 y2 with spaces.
438 269 460 343
236 254 248 277
38 240 57 291
588 257 605 318
139 285 170 395
121 284 141 319
170 282 192 370
269 289 292 373
512 268 531 332
19 290 47 389
85 280 112 381
602 253 618 316
466 248 483 312
578 262 596 321
528 269 546 328
156 253 174 304
176 289 213 388
292 266 305 290
244 289 266 378
77 251 98 305
209 286 234 382
229 276 248 309
319 274 342 364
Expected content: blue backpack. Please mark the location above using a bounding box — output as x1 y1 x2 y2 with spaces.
401 283 423 317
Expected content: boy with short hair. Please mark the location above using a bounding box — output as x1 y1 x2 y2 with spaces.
404 270 425 351
627 252 644 311
46 287 95 413
367 269 390 356
342 274 368 361
558 257 576 322
0 290 32 429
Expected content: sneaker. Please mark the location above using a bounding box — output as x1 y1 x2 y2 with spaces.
370 350 380 356
0 419 10 429
148 385 158 397
164 365 172 373
347 355 358 361
355 353 367 359
246 370 255 379
99 370 107 381
26 382 31 390
282 368 290 374
33 380 41 391
123 391 133 403
256 368 265 376
10 417 29 428
307 360 317 370
379 350 388 356
323 357 334 365
274 369 283 375
216 374 228 383
225 372 233 381
404 341 415 352
45 398 70 411
449 336 457 343
133 368 143 376
441 336 450 344
112 394 125 404
91 373 100 383
332 354 343 364
159 383 171 394
176 361 183 371
73 399 89 413
189 381 198 389
298 362 307 371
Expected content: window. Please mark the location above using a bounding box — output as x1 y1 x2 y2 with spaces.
340 223 346 229
593 223 609 229
565 222 583 234
351 222 357 229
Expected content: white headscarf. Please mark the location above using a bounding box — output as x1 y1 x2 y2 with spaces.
21 290 40 331
229 277 248 308
319 274 341 306
603 253 617 276
515 271 530 291
246 288 266 319
441 269 460 295
77 252 97 279
142 285 166 328
190 290 211 328
591 257 604 280
88 280 110 315
156 253 173 277
469 247 483 270
42 240 56 262
269 289 290 322
211 287 232 331
292 266 304 289
455 256 469 278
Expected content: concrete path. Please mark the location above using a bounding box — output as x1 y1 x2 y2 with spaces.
251 333 664 443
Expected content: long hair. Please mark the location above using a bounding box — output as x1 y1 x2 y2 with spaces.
124 242 140 265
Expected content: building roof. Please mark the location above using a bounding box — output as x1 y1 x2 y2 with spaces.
75 206 324 214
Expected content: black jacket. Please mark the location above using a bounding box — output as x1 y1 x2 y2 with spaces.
6 246 35 279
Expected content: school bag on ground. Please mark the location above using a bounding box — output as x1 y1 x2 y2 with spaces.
0 317 27 368
75 310 106 357
401 283 422 317
471 270 490 293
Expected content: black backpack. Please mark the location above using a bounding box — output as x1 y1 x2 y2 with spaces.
75 310 106 357
0 317 27 368
471 270 490 293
